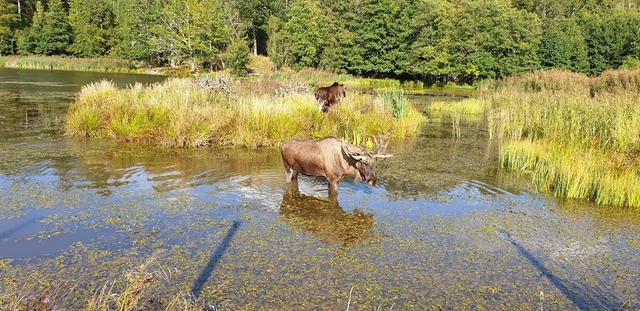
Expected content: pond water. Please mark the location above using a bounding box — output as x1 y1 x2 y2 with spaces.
0 68 639 310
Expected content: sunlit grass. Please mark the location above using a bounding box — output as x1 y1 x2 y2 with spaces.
65 77 426 148
485 69 640 208
0 55 137 73
429 98 486 115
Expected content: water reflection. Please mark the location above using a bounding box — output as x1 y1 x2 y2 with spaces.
16 140 285 193
2 69 639 309
0 67 166 142
279 181 374 246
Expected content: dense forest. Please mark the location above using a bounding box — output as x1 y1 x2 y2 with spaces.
0 0 639 83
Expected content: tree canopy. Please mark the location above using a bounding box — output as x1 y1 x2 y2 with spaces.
1 0 639 82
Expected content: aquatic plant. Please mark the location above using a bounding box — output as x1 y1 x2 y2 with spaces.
484 69 640 207
381 88 409 119
65 77 426 148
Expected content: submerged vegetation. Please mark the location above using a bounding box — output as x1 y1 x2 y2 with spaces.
65 75 425 148
482 69 640 207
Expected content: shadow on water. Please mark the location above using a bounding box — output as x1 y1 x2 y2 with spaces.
191 220 241 299
0 216 40 240
279 181 374 247
498 229 623 310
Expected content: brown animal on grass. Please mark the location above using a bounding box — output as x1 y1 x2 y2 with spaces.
280 136 392 196
315 82 346 112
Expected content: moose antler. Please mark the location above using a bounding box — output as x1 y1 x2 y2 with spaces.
373 135 394 158
341 139 368 161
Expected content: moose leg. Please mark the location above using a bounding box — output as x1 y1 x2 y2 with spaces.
283 162 297 182
327 178 340 197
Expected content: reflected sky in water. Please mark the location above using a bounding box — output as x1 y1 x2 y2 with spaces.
0 68 638 310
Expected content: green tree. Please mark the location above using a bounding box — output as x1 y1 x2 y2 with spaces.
39 0 72 55
152 0 230 70
510 0 602 20
284 0 324 69
233 0 286 55
450 0 541 83
352 0 415 76
578 10 640 74
17 0 44 54
223 35 250 75
408 0 455 83
538 19 589 73
113 0 161 65
317 0 363 73
68 0 116 57
0 0 18 54
265 15 287 70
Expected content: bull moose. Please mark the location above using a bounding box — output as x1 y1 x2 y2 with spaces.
280 136 392 196
315 82 346 112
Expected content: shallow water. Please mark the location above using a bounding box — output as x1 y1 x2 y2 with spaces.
0 68 639 310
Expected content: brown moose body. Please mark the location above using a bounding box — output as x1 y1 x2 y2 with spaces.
280 136 390 196
314 82 346 112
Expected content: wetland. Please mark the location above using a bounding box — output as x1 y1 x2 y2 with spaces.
0 68 639 310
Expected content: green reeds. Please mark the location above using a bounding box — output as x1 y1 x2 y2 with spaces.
428 98 486 139
485 69 640 208
0 55 136 73
65 77 426 148
428 98 486 115
500 140 640 207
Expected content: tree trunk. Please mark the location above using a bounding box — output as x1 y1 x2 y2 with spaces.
252 25 258 56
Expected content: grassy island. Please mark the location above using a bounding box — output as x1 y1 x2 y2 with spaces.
65 75 426 148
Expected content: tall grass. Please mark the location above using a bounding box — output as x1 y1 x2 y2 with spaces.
65 76 426 148
484 69 640 207
0 55 137 73
428 98 486 115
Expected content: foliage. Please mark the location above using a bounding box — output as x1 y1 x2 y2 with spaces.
284 0 324 70
112 0 162 65
68 0 116 57
577 9 640 74
65 76 426 148
37 0 72 55
223 36 251 75
152 0 230 70
0 0 18 55
265 15 287 70
408 0 454 83
1 0 639 80
351 0 415 76
449 0 542 83
538 18 589 73
232 0 285 55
